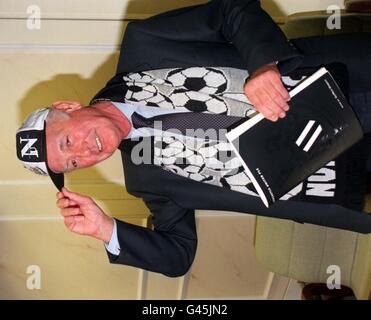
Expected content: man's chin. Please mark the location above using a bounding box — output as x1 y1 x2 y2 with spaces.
97 151 115 164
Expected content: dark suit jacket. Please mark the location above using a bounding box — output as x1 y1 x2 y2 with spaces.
92 0 371 277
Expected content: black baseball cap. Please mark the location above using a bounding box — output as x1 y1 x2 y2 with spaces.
16 108 64 191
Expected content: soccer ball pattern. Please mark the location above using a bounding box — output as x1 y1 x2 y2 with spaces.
169 90 228 114
123 72 174 109
167 67 228 94
124 67 231 114
153 135 260 197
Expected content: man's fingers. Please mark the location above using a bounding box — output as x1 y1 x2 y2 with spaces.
266 85 289 112
249 81 290 121
247 93 275 121
60 207 81 217
56 198 69 209
269 74 290 102
258 105 279 121
244 62 293 122
62 187 91 205
264 90 288 118
64 215 84 224
56 191 78 207
64 215 85 233
56 197 78 209
56 192 68 206
263 64 290 102
255 88 283 117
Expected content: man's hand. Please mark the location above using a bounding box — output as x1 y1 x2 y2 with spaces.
56 187 114 243
244 63 290 122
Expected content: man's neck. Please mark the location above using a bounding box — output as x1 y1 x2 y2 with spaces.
93 101 132 139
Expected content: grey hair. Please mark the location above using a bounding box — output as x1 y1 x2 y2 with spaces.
46 108 70 123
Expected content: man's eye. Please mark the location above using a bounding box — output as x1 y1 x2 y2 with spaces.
66 136 71 146
72 160 77 168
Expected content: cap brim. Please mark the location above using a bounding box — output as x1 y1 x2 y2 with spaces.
47 165 65 191
43 121 64 191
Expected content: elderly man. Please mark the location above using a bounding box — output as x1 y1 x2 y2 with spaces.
16 0 371 276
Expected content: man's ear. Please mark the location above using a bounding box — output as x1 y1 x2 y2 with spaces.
51 101 82 113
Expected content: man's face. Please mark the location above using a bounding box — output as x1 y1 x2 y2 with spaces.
46 107 123 173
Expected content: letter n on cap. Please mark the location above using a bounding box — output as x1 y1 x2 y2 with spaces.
16 131 45 162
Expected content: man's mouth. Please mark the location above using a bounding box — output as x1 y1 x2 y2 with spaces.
95 134 102 152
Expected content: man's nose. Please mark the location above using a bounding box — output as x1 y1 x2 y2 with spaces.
76 148 92 157
70 141 93 156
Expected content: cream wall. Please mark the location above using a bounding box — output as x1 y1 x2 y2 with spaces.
0 0 333 299
261 0 344 22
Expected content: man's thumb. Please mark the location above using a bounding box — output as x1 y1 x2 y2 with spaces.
62 187 90 204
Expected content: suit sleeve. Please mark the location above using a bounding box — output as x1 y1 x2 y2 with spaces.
105 193 197 277
118 0 302 75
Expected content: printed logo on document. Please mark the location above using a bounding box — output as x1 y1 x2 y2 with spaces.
295 120 323 152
